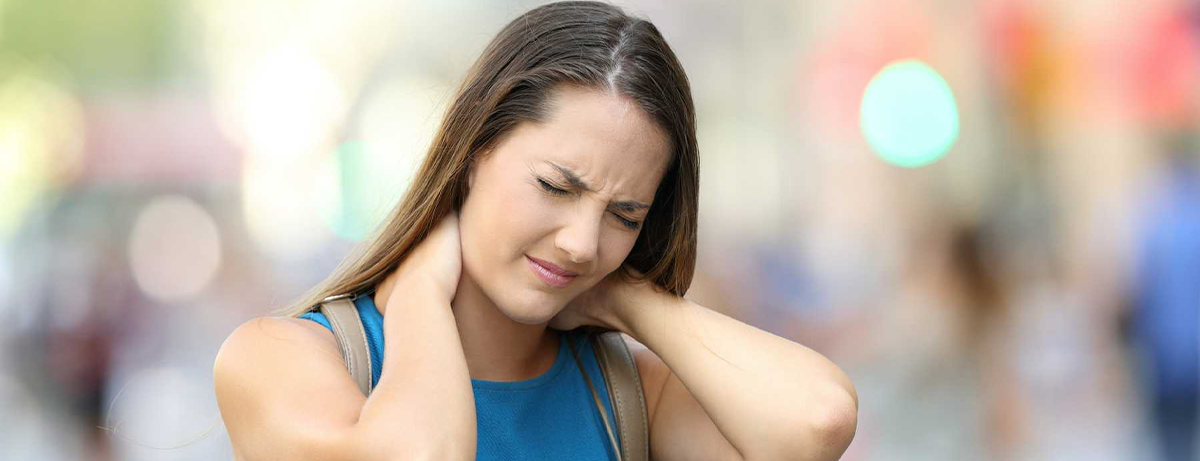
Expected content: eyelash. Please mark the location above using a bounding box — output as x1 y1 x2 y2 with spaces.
537 178 570 196
536 178 641 231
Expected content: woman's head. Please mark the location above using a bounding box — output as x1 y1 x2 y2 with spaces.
460 85 671 323
283 1 698 319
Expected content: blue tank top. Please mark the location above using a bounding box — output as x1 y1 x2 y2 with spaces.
299 294 621 460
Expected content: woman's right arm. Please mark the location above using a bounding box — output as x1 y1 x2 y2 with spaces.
214 214 475 461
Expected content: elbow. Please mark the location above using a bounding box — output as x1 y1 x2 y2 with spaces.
810 388 858 458
759 383 858 461
800 384 858 461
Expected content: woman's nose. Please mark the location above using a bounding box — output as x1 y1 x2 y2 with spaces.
554 209 601 265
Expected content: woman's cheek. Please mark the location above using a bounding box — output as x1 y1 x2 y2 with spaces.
600 230 636 272
496 189 551 256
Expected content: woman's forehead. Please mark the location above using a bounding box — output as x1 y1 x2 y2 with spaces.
515 88 671 177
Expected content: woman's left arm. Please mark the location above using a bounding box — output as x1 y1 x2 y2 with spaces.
594 282 858 461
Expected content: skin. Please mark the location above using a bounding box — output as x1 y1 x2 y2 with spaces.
374 85 860 460
376 85 670 382
214 85 857 461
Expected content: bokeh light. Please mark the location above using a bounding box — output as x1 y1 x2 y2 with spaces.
235 48 347 164
321 141 378 241
242 156 339 258
323 77 447 240
0 250 11 317
106 366 217 456
0 61 84 239
128 196 222 302
860 59 960 168
2 1 1194 460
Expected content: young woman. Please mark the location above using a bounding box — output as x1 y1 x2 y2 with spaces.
213 2 857 460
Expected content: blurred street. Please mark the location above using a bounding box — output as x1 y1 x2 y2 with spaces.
2 0 1199 459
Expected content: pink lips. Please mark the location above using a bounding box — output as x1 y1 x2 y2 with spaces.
526 255 578 288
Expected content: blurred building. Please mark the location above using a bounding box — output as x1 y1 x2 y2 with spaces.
2 0 1198 459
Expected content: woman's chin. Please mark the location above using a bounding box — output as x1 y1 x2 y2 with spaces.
496 298 566 325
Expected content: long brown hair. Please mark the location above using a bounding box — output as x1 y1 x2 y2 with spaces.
277 1 699 317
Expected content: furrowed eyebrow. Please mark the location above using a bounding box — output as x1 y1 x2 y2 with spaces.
548 162 590 190
546 161 651 212
611 201 649 213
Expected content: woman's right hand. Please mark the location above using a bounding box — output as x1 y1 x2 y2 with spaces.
217 212 475 461
370 211 476 459
387 212 463 304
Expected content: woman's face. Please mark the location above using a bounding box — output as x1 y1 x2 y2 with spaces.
458 85 672 324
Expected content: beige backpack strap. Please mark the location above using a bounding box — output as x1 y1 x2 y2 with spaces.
591 331 650 461
318 294 374 397
567 334 623 461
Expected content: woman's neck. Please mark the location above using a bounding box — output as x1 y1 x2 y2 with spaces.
374 271 560 382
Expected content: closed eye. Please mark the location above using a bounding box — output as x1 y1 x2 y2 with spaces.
537 178 570 196
538 177 641 231
613 213 641 231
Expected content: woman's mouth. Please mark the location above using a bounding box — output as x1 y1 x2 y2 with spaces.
526 255 578 288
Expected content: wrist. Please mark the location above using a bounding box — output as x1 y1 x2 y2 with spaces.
394 273 455 304
610 282 680 337
380 277 452 324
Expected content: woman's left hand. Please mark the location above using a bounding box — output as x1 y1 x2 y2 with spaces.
549 266 651 333
553 264 859 461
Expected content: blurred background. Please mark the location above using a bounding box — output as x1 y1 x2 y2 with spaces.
2 0 1199 459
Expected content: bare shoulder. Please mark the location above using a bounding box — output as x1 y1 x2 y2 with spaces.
216 316 344 371
213 316 368 459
